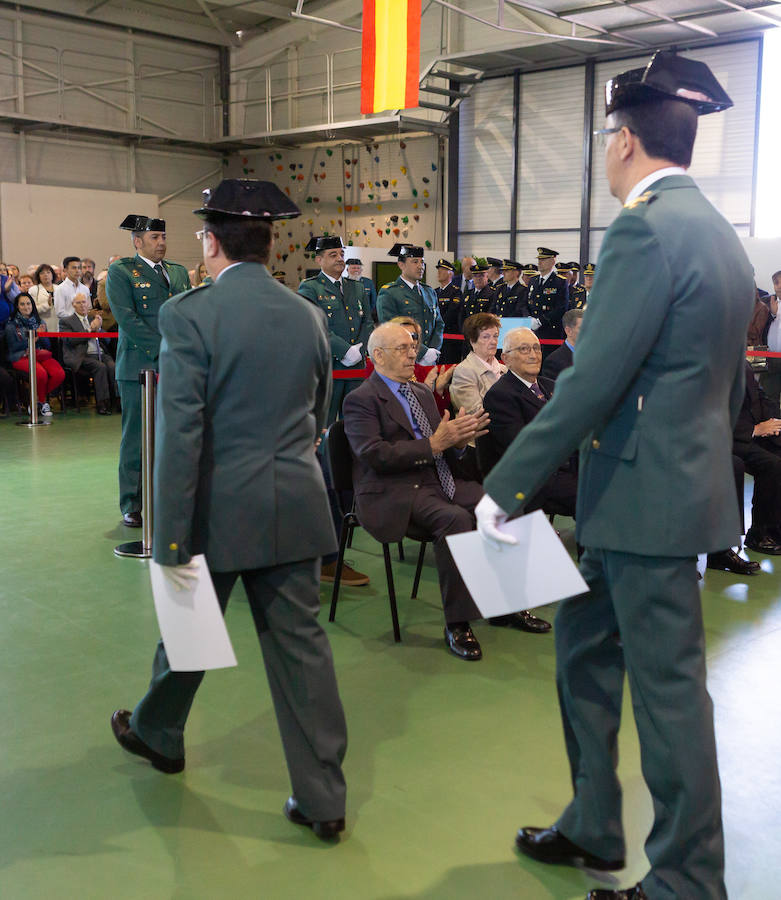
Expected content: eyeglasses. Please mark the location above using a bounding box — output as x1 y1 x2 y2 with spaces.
505 344 542 355
380 343 417 355
593 125 635 148
195 229 205 240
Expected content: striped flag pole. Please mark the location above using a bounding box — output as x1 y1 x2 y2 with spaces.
361 0 421 114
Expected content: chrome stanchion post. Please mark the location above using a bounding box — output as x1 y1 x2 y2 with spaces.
115 369 156 558
17 328 50 428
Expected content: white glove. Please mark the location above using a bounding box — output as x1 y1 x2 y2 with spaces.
340 343 363 367
529 317 541 331
160 559 200 591
475 494 518 550
420 347 440 366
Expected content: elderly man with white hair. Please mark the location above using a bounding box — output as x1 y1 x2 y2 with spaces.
342 323 549 660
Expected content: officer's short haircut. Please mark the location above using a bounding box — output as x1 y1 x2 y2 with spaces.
772 270 781 283
62 256 80 269
612 99 697 167
562 308 584 330
204 217 272 264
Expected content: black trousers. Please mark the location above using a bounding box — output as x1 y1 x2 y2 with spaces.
76 353 115 404
737 440 781 531
408 471 481 625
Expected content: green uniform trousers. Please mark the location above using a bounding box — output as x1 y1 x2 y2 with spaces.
129 557 348 821
555 548 725 900
117 379 143 515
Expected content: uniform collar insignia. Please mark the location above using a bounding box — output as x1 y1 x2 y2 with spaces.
624 190 655 209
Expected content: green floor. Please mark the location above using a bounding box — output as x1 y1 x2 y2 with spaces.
1 411 780 899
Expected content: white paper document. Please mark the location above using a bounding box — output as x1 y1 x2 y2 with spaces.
149 554 238 672
446 510 588 617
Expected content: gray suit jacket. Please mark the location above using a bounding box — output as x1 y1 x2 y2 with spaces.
152 262 336 571
485 175 754 556
59 313 111 371
343 372 482 544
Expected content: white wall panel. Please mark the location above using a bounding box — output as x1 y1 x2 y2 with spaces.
458 78 514 235
516 231 580 265
457 233 510 259
517 66 585 229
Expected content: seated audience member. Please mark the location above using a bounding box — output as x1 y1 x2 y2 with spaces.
196 262 209 285
343 323 550 662
733 361 781 554
1 282 14 329
483 326 577 517
93 256 120 334
387 316 450 414
541 308 583 381
54 256 90 319
29 264 57 330
59 293 116 415
759 270 781 415
18 274 34 294
4 293 65 416
705 455 760 576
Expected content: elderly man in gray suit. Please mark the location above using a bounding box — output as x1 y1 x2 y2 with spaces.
110 180 348 841
59 292 115 414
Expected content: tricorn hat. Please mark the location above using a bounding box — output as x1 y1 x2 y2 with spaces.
605 50 733 116
194 179 301 220
345 258 362 266
304 235 345 253
119 215 166 232
390 243 425 259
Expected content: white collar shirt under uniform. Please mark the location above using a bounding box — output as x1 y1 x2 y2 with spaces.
54 278 91 319
624 166 686 208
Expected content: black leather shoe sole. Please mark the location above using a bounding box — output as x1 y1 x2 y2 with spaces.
284 796 345 840
515 826 624 871
122 513 142 528
111 709 184 774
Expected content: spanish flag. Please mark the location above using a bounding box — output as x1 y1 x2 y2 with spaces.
361 0 421 114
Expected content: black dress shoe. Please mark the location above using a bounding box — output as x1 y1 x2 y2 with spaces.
515 825 624 871
444 623 482 660
283 796 345 840
110 709 184 774
97 403 112 415
744 529 781 555
489 611 552 633
587 884 647 899
706 548 759 575
122 512 142 527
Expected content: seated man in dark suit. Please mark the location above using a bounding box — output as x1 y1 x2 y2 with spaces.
541 308 582 382
733 361 781 555
59 292 115 415
483 326 577 517
343 323 551 661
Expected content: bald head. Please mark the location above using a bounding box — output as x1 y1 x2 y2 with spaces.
502 327 542 379
368 322 418 382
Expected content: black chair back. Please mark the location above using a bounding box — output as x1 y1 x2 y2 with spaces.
324 419 355 518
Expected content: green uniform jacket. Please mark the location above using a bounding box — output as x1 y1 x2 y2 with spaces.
106 255 191 380
298 272 372 370
376 276 444 360
152 263 336 570
485 175 754 556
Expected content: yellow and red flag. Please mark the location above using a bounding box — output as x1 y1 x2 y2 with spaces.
361 0 421 114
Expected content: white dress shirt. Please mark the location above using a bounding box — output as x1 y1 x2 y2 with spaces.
54 278 91 319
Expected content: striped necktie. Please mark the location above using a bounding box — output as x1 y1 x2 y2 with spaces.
398 383 456 500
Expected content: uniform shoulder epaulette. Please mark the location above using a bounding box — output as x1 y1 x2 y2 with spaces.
300 273 319 283
115 256 136 266
624 190 658 210
380 282 393 290
169 283 210 304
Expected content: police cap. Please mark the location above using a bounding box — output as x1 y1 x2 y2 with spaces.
583 263 596 276
486 256 503 268
537 247 558 259
436 258 455 271
503 259 522 271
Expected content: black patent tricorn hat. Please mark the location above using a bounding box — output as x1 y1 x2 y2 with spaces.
119 215 166 232
304 235 345 253
605 50 733 116
194 179 301 220
390 243 425 259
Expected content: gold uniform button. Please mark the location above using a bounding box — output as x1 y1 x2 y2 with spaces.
592 439 600 449
515 492 525 501
169 542 178 550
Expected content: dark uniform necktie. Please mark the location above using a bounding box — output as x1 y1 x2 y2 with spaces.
154 264 169 287
398 383 456 500
530 381 546 401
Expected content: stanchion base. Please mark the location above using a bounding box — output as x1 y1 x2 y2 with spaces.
16 420 51 427
114 541 151 559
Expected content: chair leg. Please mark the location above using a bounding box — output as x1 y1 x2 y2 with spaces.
411 542 426 599
328 518 352 623
382 543 402 643
397 540 404 562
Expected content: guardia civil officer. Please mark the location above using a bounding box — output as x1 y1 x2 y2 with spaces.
526 247 569 350
298 236 372 426
376 243 443 363
567 262 588 310
435 258 463 364
110 179 348 841
345 257 378 321
106 216 191 527
493 260 530 318
459 262 496 327
476 52 752 900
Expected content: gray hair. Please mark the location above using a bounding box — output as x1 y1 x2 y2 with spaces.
562 308 584 330
502 326 536 353
367 322 406 361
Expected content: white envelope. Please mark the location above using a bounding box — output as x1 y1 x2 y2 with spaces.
446 510 588 618
149 554 238 672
